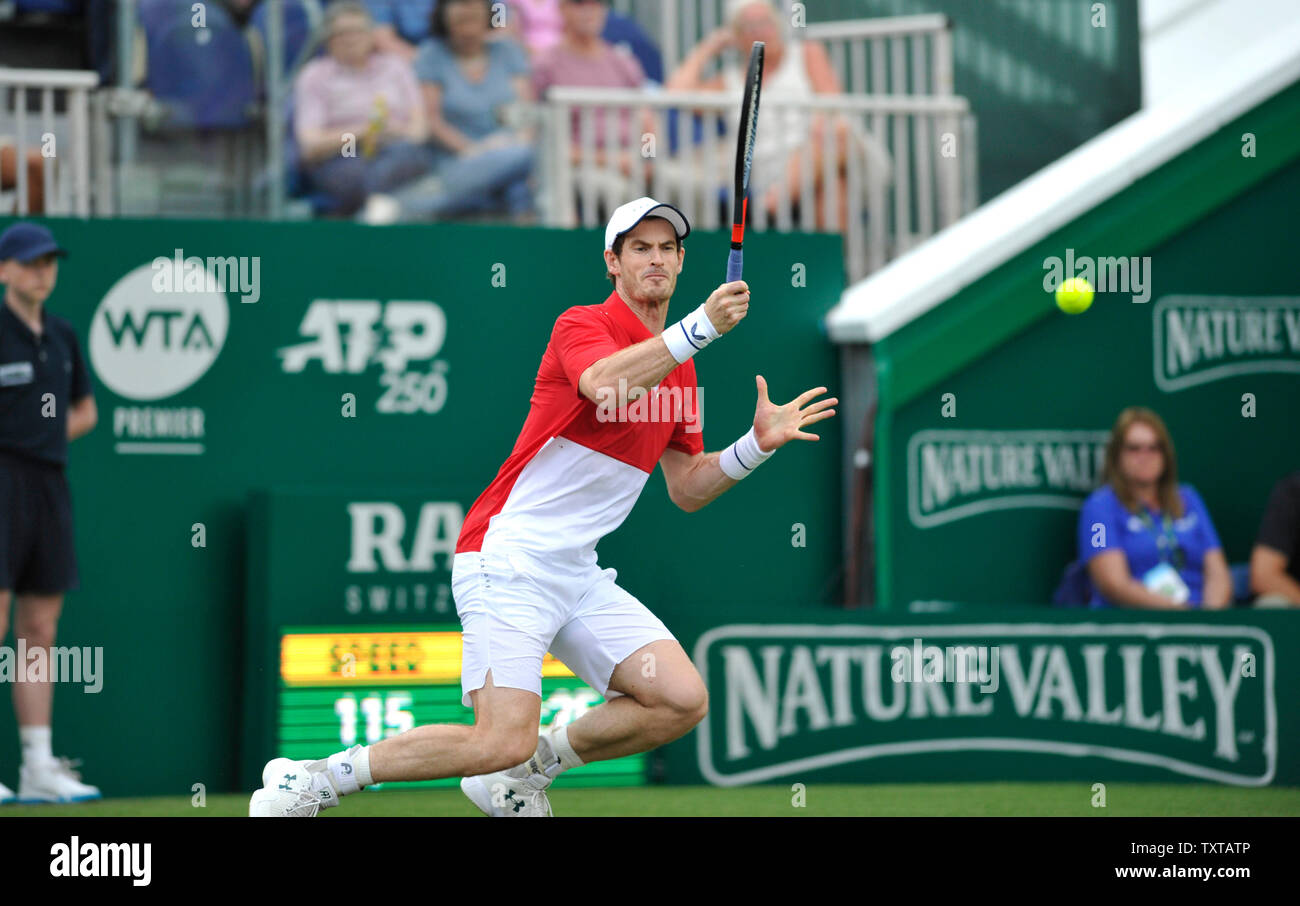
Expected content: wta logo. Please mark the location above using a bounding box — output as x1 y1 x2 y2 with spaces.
89 260 229 401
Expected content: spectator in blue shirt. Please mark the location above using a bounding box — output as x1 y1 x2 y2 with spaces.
1078 407 1232 609
359 0 536 222
363 0 438 60
603 9 663 85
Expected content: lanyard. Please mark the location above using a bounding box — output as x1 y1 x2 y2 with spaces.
1137 508 1185 571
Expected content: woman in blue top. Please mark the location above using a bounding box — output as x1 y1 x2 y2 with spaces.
1078 407 1232 609
361 0 538 223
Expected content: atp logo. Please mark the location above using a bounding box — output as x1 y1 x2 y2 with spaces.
278 300 449 414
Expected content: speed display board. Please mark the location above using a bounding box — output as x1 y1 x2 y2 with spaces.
275 625 646 788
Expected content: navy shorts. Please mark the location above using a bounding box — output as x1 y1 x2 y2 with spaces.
0 451 79 594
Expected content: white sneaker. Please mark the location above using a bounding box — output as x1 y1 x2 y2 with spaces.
17 758 102 804
461 736 562 818
249 757 340 817
461 765 553 816
0 780 14 805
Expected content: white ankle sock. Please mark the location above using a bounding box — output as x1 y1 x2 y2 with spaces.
19 726 53 766
537 725 584 778
322 745 372 793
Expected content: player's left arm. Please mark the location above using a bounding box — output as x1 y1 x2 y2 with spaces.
660 375 836 512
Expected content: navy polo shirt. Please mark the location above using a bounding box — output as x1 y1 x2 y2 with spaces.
0 301 92 466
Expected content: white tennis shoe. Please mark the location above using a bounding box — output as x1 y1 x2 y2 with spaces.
249 757 340 817
17 758 101 804
0 780 14 805
460 765 553 817
461 735 563 817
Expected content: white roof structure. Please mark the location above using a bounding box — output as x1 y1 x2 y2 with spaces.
825 17 1300 344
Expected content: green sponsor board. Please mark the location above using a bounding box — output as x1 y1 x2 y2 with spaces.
0 216 842 795
654 605 1298 787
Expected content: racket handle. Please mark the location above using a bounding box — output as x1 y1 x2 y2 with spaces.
726 248 743 282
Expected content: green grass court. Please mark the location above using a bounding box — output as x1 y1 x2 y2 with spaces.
4 784 1298 818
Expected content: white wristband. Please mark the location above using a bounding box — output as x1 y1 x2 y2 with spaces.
719 427 774 480
662 303 720 364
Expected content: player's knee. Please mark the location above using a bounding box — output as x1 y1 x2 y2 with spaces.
661 683 708 731
473 729 536 774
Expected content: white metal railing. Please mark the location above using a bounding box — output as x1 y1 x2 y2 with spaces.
0 68 100 217
805 15 953 96
610 1 953 95
540 87 976 282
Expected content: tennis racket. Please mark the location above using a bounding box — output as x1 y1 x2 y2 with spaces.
726 41 765 283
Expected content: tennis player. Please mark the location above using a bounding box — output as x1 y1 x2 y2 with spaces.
251 197 836 816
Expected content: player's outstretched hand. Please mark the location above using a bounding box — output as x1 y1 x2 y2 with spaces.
703 281 750 336
752 375 837 452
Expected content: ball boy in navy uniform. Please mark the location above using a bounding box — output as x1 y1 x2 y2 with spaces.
0 222 100 803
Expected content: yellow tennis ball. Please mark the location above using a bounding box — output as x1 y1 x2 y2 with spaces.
1055 277 1094 314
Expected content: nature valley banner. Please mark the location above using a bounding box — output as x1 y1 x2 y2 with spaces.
654 607 1298 787
1153 295 1300 392
907 430 1109 529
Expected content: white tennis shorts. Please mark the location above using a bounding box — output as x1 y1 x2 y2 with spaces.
451 548 676 708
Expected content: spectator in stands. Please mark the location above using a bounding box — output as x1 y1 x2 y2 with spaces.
1249 471 1300 606
503 0 564 59
1078 407 1232 610
602 7 663 85
533 0 648 179
363 0 438 61
666 0 881 231
506 0 661 83
1 143 47 215
294 2 431 216
360 0 536 223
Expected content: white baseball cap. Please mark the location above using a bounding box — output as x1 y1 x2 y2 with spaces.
604 197 691 250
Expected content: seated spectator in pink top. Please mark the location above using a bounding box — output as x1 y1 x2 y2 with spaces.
294 2 432 215
503 0 565 59
532 0 646 173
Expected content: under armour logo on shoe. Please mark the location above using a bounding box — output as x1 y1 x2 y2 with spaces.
278 773 298 791
504 790 525 814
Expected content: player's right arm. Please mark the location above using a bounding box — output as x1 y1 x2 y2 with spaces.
577 281 750 404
